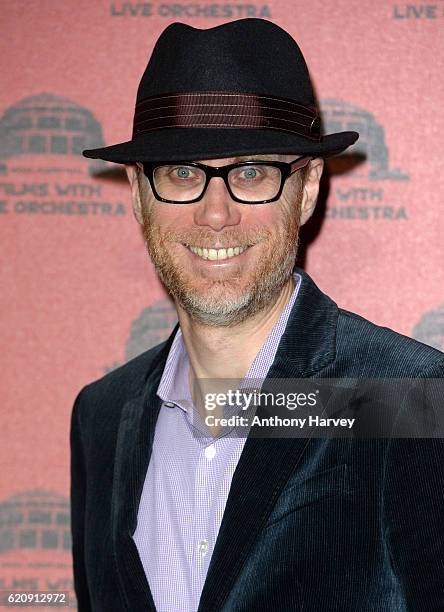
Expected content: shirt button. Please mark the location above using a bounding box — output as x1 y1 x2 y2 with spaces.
164 401 175 408
198 540 209 556
204 444 216 460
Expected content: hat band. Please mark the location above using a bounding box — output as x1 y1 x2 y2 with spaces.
132 92 321 141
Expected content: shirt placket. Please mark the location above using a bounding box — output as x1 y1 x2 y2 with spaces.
192 437 217 611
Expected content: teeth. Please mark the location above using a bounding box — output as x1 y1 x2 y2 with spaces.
187 245 249 260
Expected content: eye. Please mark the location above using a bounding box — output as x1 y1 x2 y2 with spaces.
175 166 192 179
240 167 260 180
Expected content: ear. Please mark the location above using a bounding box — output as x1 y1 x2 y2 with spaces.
299 158 324 226
125 164 144 225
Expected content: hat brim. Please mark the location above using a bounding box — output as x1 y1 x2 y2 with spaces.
83 128 358 163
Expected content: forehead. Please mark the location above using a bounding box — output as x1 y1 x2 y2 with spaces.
196 153 296 165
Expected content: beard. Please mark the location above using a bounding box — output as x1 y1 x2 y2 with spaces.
140 190 302 328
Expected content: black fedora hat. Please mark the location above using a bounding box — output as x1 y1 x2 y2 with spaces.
83 18 358 163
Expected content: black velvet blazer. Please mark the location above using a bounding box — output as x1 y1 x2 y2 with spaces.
70 269 444 611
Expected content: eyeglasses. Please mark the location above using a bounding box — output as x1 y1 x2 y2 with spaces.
138 156 311 204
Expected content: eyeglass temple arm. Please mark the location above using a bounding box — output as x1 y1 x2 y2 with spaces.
289 156 312 174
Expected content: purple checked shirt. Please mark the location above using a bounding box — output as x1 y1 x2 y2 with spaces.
132 272 302 612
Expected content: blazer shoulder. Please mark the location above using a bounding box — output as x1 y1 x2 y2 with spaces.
72 338 169 427
335 308 444 377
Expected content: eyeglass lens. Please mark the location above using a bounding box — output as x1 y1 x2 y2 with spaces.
152 163 283 203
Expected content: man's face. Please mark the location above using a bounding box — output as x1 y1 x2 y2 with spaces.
132 154 320 327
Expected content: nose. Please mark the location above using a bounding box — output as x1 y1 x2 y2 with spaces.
193 176 241 231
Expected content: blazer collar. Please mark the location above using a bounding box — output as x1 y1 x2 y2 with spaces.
266 267 338 379
111 268 338 611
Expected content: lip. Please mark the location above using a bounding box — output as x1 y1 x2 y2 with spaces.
181 243 255 267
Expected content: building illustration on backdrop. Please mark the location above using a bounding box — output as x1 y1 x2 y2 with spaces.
105 297 178 373
0 489 71 554
124 298 178 362
320 99 409 181
412 305 444 352
0 490 75 607
0 93 105 175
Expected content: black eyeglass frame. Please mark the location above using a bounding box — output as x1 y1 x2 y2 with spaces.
139 156 312 204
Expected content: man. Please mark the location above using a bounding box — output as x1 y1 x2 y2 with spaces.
72 18 444 612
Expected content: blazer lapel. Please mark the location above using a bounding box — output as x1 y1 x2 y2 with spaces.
198 269 339 611
111 324 180 612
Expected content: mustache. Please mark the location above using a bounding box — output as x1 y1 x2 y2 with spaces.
154 226 274 248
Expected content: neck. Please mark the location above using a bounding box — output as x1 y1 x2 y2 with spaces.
176 275 295 385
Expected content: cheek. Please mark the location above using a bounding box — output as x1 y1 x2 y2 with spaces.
147 202 192 228
249 202 295 230
281 181 301 208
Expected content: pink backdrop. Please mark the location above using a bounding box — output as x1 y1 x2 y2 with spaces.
1 1 443 608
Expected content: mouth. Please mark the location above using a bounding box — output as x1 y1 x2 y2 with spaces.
183 243 253 261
